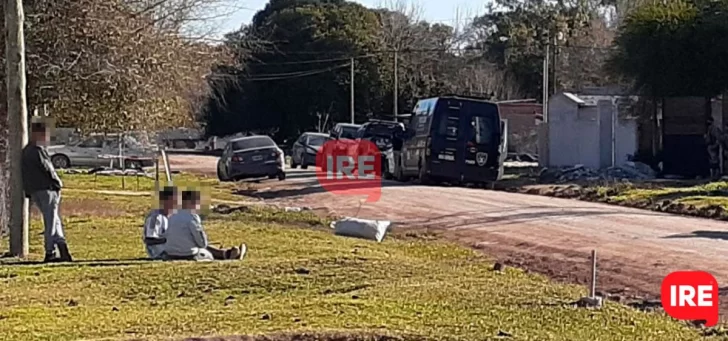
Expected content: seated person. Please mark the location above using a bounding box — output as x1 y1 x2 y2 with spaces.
164 189 246 261
143 186 176 260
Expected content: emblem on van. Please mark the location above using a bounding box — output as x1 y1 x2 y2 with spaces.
476 152 488 166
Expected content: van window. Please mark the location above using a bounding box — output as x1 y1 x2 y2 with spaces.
471 116 496 144
437 116 458 137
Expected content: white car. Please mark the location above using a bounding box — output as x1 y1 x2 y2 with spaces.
47 134 156 169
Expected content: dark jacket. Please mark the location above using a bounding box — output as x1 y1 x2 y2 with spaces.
22 143 63 196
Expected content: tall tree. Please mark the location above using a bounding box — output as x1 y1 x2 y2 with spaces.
467 0 613 97
208 0 386 139
608 0 728 99
0 0 228 133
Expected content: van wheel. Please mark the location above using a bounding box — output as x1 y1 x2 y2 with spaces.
418 165 431 185
395 156 406 182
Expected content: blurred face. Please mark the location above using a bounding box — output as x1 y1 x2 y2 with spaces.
32 129 49 145
161 196 176 212
182 198 200 210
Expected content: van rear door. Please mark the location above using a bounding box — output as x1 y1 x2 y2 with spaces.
429 99 466 180
462 101 501 180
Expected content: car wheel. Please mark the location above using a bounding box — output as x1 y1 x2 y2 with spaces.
290 153 299 168
51 154 70 169
216 161 229 182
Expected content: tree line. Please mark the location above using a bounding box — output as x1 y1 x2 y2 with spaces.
202 0 728 142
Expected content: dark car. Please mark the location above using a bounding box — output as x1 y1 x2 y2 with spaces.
354 120 406 178
291 132 328 169
216 135 286 182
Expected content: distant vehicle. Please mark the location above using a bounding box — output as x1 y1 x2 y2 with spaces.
329 123 361 140
47 134 156 169
290 132 328 169
394 95 508 185
216 135 286 182
354 120 406 179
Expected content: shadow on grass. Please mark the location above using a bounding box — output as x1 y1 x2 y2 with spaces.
663 230 728 241
0 257 151 268
181 332 430 341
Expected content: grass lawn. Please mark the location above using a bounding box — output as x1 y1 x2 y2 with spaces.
0 173 717 340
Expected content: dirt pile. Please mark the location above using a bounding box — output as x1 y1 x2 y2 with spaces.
539 162 656 183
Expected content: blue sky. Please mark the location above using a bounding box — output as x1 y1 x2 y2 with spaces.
219 0 486 34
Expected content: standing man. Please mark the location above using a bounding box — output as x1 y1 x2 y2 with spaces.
22 121 72 262
705 117 722 180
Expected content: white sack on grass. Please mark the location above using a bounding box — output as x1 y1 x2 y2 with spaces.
331 217 391 242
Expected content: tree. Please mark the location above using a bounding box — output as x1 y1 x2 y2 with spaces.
466 0 614 97
0 0 229 133
609 0 728 100
207 0 386 139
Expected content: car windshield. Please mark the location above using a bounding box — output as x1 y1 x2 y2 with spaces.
308 135 326 146
363 124 396 138
340 127 358 139
231 136 275 151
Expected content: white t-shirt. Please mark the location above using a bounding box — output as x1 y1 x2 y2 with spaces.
143 209 169 241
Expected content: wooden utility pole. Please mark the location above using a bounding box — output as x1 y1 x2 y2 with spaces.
5 0 29 257
393 50 398 122
542 40 550 123
350 58 355 124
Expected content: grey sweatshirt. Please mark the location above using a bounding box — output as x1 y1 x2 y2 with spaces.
164 209 208 256
22 143 63 195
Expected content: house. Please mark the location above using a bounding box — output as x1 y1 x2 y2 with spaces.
498 102 542 155
544 92 639 169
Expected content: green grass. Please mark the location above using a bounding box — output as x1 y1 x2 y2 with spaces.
605 181 728 208
0 173 717 340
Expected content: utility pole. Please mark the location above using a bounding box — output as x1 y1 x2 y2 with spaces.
6 0 29 257
542 39 550 123
350 58 355 124
552 36 558 95
393 50 398 122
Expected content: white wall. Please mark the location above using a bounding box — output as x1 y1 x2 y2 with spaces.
547 94 601 169
615 119 638 167
546 93 637 169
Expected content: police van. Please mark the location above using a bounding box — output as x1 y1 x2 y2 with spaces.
393 95 508 185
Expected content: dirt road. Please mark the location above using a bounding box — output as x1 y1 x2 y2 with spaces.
168 155 728 314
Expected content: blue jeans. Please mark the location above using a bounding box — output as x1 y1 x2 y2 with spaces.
30 190 66 255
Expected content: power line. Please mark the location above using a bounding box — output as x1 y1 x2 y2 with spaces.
248 54 376 66
244 63 351 81
254 45 617 56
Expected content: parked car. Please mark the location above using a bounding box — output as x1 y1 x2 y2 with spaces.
328 123 361 157
47 134 156 169
290 132 328 169
353 120 407 179
216 135 286 182
329 123 361 140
